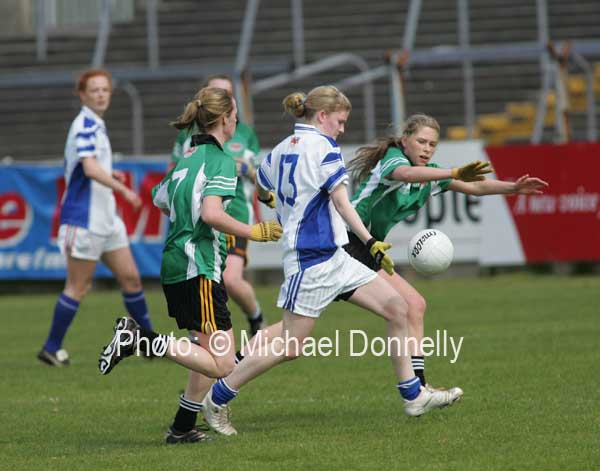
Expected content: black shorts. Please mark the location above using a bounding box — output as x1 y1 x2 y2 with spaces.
163 276 232 333
335 232 380 301
342 231 380 271
225 234 248 265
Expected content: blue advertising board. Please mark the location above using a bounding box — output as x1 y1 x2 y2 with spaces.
0 161 168 279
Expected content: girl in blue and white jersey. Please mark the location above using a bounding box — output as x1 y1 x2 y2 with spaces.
38 69 153 367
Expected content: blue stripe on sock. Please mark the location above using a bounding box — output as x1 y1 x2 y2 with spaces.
44 293 79 354
397 376 422 401
211 378 238 406
122 290 152 330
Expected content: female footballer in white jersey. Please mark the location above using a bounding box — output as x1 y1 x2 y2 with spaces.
38 69 153 367
199 86 459 436
346 113 548 393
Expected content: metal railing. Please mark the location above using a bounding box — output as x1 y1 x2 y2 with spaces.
16 0 600 153
233 0 377 142
91 0 111 68
251 53 377 142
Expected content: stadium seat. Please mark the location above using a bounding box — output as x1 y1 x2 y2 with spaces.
505 102 536 120
446 126 469 140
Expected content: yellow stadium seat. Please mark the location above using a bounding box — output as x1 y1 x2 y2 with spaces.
570 96 587 113
477 113 510 132
506 102 536 120
446 126 469 140
507 121 534 136
567 75 586 95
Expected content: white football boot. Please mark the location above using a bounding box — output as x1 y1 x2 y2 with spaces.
201 388 238 436
404 385 462 417
425 383 464 403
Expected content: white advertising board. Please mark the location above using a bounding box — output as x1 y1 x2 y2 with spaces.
248 140 488 268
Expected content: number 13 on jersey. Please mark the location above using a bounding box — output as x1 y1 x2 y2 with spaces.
277 154 299 207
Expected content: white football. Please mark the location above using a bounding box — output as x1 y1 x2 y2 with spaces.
407 229 454 276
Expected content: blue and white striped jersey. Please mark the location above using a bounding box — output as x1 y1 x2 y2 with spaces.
257 123 349 277
60 106 117 235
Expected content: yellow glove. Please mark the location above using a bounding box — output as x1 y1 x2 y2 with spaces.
250 220 283 242
258 191 276 209
366 238 395 275
450 160 493 182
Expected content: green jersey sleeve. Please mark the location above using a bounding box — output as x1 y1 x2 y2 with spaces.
204 154 238 199
152 165 176 210
379 147 412 179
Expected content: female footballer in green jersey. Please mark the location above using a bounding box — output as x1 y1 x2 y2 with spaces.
172 75 269 338
345 113 548 394
98 86 282 444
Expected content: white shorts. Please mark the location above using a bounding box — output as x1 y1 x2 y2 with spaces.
57 218 129 261
277 248 378 318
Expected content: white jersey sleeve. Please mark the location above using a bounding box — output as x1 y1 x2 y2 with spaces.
257 151 275 192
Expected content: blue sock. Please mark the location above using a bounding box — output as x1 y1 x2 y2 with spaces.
397 376 422 401
122 290 152 330
44 293 79 354
211 379 238 406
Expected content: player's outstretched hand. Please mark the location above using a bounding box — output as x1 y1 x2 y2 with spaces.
451 160 493 182
512 174 549 194
366 238 395 275
258 191 276 209
250 220 283 242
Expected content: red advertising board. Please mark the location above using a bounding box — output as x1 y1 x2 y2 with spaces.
486 143 600 262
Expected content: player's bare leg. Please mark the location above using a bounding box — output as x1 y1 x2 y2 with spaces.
202 311 315 435
223 254 266 336
349 276 461 416
377 270 463 400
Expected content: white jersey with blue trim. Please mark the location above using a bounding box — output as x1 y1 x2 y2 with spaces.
257 123 349 278
60 106 117 235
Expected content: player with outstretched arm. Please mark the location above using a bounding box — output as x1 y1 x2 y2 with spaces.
345 113 549 392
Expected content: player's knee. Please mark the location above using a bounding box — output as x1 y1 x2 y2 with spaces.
214 357 236 377
383 296 409 327
119 271 142 292
270 336 303 361
283 345 303 361
65 280 92 300
222 269 242 291
407 293 427 320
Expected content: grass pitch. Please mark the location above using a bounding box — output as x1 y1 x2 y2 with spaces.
1 273 599 470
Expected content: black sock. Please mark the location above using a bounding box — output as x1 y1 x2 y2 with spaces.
171 394 202 433
138 329 170 358
248 303 263 321
172 408 196 434
411 355 426 386
235 351 244 364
